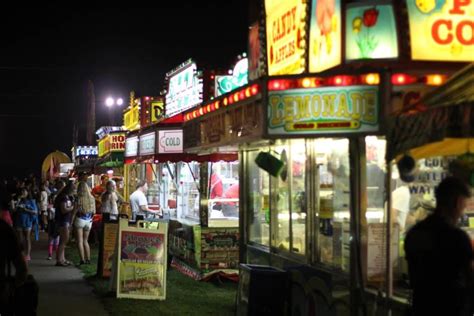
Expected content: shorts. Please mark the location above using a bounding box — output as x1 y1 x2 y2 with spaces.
15 213 34 230
74 217 92 230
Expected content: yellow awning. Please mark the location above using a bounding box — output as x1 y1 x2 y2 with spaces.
407 138 474 160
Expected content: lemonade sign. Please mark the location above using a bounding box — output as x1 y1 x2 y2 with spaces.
268 85 379 135
406 0 474 61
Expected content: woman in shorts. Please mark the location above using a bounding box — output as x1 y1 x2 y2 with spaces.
73 181 96 265
13 188 38 261
54 182 75 266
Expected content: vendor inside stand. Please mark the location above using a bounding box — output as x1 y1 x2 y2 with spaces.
208 161 239 223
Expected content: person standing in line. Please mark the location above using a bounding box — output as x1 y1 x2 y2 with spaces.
73 180 95 265
129 180 152 221
101 180 119 220
46 180 65 261
39 182 49 232
404 177 473 316
13 188 38 262
92 174 108 214
54 182 75 266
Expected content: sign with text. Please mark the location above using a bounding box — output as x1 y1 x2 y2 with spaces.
98 136 109 158
151 100 165 123
165 61 203 117
117 220 168 300
265 0 307 75
158 130 183 154
215 58 248 97
109 133 126 153
346 4 398 60
75 146 98 157
406 0 474 61
268 85 379 135
309 0 342 72
139 132 156 156
125 136 139 158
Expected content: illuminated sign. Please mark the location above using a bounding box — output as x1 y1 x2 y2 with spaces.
59 163 75 177
215 58 249 97
98 136 109 158
165 60 203 117
123 91 141 131
158 130 183 154
346 4 399 60
96 126 123 140
75 146 98 157
309 0 342 73
139 132 156 156
125 136 139 157
151 99 165 123
406 0 474 61
109 133 126 152
268 85 379 135
265 0 307 75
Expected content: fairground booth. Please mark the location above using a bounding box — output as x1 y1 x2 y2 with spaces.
71 145 98 187
41 150 73 181
95 126 126 199
183 0 473 314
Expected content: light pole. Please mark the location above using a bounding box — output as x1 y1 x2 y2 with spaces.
105 96 124 125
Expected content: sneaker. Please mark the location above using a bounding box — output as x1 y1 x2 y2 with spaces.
47 256 52 260
77 260 85 266
85 260 91 264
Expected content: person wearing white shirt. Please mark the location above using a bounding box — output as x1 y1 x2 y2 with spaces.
129 180 150 220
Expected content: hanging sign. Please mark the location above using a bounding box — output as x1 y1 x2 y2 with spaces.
124 92 141 131
165 60 203 117
139 132 156 156
116 220 168 300
346 4 399 60
125 136 139 158
98 136 109 158
309 0 342 73
158 130 183 154
406 0 474 61
215 58 249 97
265 0 307 75
268 85 379 135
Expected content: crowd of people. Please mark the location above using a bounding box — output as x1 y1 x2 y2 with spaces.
0 172 123 267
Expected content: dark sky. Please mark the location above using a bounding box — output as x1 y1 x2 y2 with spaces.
0 3 250 178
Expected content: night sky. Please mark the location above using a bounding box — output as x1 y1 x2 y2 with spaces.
0 3 249 178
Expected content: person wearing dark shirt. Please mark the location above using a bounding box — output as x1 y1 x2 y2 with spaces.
404 176 473 316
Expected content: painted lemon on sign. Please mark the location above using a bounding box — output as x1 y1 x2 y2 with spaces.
415 0 437 13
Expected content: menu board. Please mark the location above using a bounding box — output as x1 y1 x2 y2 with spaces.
367 223 399 282
102 223 119 278
116 220 168 300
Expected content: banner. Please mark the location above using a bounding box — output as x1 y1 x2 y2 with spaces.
102 222 119 278
117 220 168 300
406 0 474 61
309 0 342 72
268 85 379 135
265 0 307 75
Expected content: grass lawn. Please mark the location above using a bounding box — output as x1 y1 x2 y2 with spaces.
66 244 237 316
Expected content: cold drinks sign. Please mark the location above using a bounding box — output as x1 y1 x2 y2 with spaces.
406 0 474 61
158 130 183 154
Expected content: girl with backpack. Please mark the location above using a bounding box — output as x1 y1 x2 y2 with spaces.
73 181 96 265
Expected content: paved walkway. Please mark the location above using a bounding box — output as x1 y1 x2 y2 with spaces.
28 232 109 316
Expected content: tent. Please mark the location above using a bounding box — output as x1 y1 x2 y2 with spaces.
41 150 72 180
